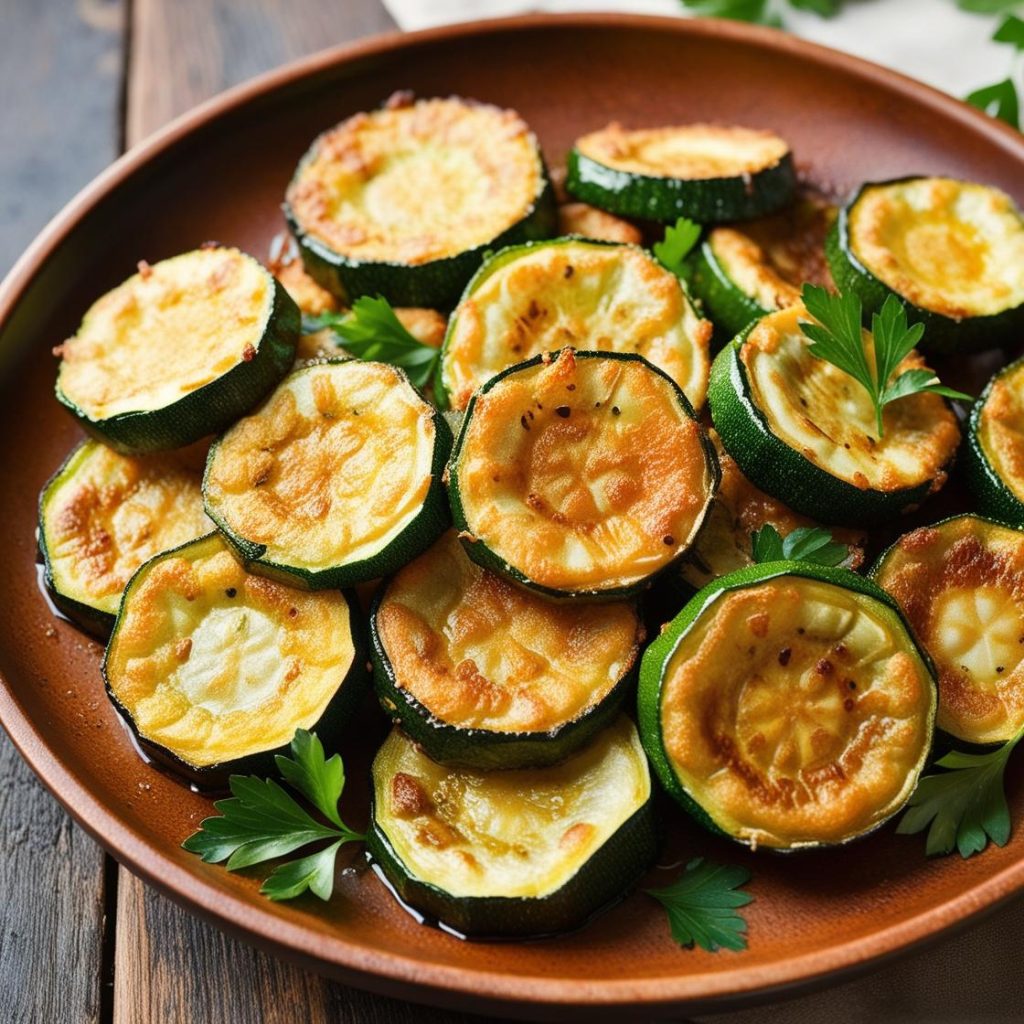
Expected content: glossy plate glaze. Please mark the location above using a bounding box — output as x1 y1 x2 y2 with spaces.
1 14 1023 1020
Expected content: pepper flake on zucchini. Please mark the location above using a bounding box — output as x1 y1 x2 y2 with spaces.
204 359 452 589
448 348 720 599
638 563 937 851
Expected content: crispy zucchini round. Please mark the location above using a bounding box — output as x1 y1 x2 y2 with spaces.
708 306 960 527
367 715 657 937
566 123 796 223
638 563 936 850
38 440 211 637
827 177 1024 353
103 533 366 788
437 238 711 412
56 247 299 453
371 531 643 769
448 349 720 599
871 515 1024 746
284 95 556 309
204 360 452 590
964 356 1024 527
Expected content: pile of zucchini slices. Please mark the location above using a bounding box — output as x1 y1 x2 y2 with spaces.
39 90 1024 939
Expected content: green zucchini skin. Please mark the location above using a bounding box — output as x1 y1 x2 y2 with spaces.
366 790 657 938
826 181 1024 355
369 586 639 770
56 276 300 455
285 171 557 312
203 363 454 590
565 146 796 224
447 350 720 601
707 330 946 527
963 357 1024 528
102 535 368 791
687 239 771 341
636 561 937 850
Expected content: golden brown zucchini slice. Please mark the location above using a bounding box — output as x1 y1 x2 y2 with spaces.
103 533 365 788
367 716 657 937
556 202 643 244
371 530 643 769
284 95 556 308
448 349 719 599
38 439 211 637
438 237 712 411
639 564 936 850
204 360 451 589
872 515 1024 746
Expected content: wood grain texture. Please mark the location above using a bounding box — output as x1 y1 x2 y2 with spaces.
126 0 395 145
0 1 124 1021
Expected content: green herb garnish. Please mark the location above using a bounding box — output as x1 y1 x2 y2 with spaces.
798 285 970 439
182 730 364 901
653 216 702 276
965 13 1023 128
304 295 439 389
897 728 1024 858
751 524 850 567
647 857 754 952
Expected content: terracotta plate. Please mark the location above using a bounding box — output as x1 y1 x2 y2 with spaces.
1 14 1023 1021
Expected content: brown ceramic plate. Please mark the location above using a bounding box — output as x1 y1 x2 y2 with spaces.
2 13 1023 1021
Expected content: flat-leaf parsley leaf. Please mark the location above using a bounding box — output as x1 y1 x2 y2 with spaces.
653 216 702 277
751 524 850 567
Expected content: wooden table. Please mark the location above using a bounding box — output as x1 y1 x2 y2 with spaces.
3 4 1024 1022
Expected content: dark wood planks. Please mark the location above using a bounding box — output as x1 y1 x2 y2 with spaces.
0 2 125 1022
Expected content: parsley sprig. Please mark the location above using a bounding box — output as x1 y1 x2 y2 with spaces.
304 295 439 388
647 858 754 952
751 524 850 567
653 216 702 276
798 285 970 439
182 730 364 901
966 14 1024 129
898 727 1024 858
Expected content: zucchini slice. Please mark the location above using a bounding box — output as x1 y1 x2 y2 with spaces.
556 203 643 244
964 356 1024 527
56 247 299 453
448 349 720 599
284 95 557 309
688 198 836 339
367 715 657 937
103 533 365 788
566 123 796 223
871 515 1024 746
679 431 865 591
38 440 211 637
204 360 452 589
371 530 643 769
708 306 960 527
437 238 711 412
828 177 1024 353
638 563 936 850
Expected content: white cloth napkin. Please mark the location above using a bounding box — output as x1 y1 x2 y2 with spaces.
381 0 1012 97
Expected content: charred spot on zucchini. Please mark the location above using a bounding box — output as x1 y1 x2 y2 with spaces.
367 716 657 937
689 198 836 339
828 177 1024 353
103 533 365 788
371 531 643 769
638 563 936 850
38 440 211 638
448 349 720 599
708 306 960 527
438 238 711 411
964 356 1024 527
679 431 865 592
566 123 796 223
284 95 557 309
872 515 1024 746
56 247 299 453
204 359 452 590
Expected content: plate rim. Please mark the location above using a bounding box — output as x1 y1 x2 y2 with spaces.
2 11 1024 1015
